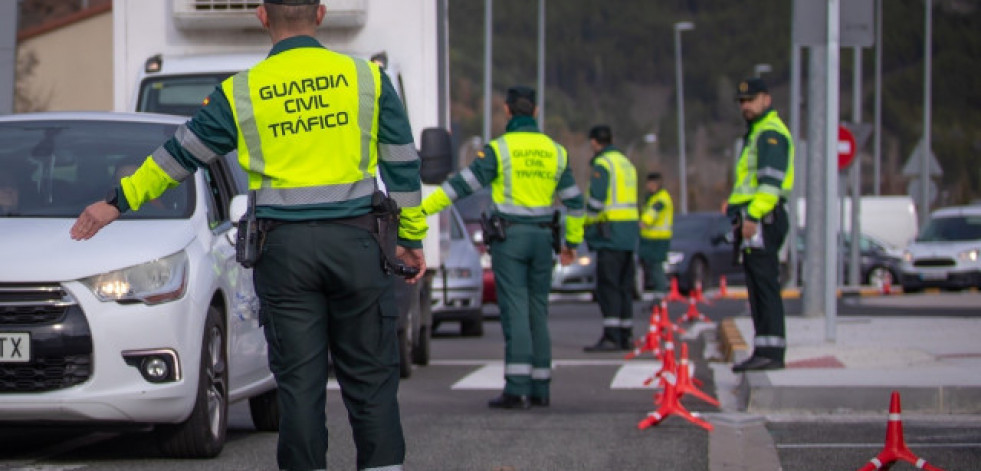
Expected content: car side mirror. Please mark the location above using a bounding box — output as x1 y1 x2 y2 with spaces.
419 127 453 185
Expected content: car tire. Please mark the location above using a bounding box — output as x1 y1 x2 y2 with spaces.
412 324 431 364
248 388 280 432
865 266 895 287
156 306 228 458
686 257 709 295
901 283 922 294
461 316 483 337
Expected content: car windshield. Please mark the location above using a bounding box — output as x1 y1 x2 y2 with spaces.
0 119 192 219
917 215 981 242
138 74 233 116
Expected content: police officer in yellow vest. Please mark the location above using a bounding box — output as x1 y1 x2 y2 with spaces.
583 125 641 352
422 86 585 409
639 172 673 300
70 1 426 469
727 77 794 372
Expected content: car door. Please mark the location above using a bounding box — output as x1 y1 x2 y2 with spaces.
708 214 741 281
202 155 267 390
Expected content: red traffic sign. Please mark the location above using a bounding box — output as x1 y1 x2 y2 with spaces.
837 125 856 171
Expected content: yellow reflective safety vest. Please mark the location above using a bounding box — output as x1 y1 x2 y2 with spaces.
593 150 639 222
728 110 794 218
488 132 568 218
221 47 381 206
640 188 673 240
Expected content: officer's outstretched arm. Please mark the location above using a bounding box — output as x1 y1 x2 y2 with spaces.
70 201 120 240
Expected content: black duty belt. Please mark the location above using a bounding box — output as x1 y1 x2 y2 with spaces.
259 213 377 234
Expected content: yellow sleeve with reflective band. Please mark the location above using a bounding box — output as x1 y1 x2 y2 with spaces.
398 205 428 245
120 157 180 211
420 187 452 216
747 189 780 221
564 213 585 246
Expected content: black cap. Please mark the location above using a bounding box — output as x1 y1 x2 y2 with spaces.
264 0 319 4
506 86 536 105
735 77 769 100
588 125 613 144
647 172 662 181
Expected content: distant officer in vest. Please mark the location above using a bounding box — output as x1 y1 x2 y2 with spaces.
639 172 673 300
726 77 794 372
70 1 427 469
421 86 585 409
583 125 640 352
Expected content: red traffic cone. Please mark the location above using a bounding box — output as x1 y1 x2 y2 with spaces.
856 391 945 471
657 300 687 336
644 329 677 386
712 275 730 300
625 305 663 360
674 343 719 407
679 296 712 324
880 277 893 295
637 370 714 432
664 276 686 303
692 279 711 305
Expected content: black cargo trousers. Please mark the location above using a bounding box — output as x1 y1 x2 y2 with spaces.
254 220 404 471
741 203 789 362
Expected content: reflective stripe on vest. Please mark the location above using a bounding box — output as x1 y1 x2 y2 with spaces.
489 132 567 217
594 151 638 221
730 111 795 204
223 48 381 207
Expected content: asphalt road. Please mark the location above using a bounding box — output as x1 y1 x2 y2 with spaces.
1 293 978 470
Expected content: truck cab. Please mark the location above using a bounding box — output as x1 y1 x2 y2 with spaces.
114 0 453 378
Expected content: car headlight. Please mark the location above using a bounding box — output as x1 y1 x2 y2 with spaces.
902 251 913 263
958 249 980 262
480 252 492 269
576 255 593 266
80 251 189 305
667 251 684 265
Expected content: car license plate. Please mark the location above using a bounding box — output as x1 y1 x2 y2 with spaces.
0 332 30 363
921 272 947 281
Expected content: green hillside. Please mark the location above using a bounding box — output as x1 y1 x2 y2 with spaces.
448 0 981 210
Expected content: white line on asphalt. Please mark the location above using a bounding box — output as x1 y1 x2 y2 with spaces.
776 443 981 449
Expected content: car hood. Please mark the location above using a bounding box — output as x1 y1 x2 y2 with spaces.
906 240 981 257
0 218 195 282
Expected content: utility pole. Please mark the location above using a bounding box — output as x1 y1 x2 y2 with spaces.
0 0 18 115
482 0 493 143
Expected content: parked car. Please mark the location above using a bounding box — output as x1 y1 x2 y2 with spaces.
664 212 745 294
0 112 277 458
451 188 497 305
794 232 903 287
430 205 484 336
900 205 981 292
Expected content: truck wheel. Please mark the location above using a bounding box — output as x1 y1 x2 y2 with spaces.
412 325 431 364
156 306 228 458
398 326 412 379
412 279 432 365
248 388 280 432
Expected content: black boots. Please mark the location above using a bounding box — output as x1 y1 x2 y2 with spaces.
488 393 531 409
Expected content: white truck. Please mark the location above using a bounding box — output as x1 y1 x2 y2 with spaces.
112 0 454 378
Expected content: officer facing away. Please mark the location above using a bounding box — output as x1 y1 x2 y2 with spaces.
422 86 585 409
726 77 794 373
70 1 427 469
582 125 640 352
638 172 673 300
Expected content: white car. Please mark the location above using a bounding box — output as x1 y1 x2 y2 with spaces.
0 112 277 458
901 205 981 292
430 205 484 336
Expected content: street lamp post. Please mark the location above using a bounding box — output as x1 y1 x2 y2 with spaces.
674 21 694 214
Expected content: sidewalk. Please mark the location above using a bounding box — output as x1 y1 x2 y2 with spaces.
715 293 981 414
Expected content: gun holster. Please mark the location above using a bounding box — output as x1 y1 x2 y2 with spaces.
480 212 508 244
235 191 262 269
